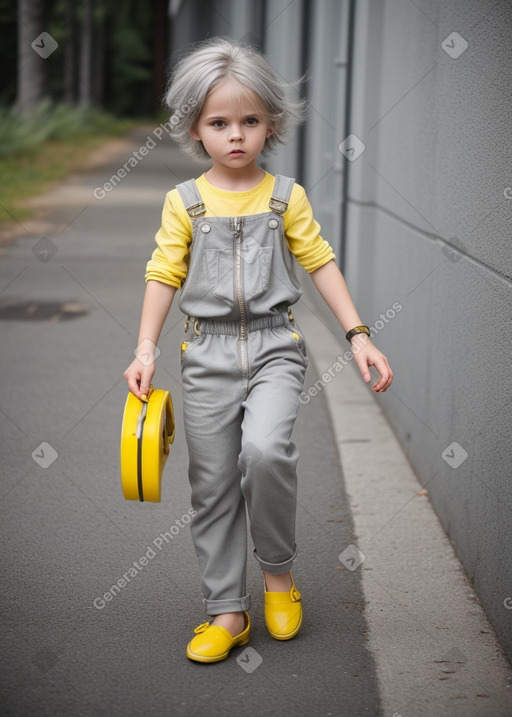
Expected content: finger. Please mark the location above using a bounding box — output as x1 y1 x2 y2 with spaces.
127 376 143 397
124 365 142 397
372 378 389 392
372 362 393 392
139 381 151 399
139 367 155 398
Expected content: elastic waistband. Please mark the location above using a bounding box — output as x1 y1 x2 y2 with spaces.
189 313 287 336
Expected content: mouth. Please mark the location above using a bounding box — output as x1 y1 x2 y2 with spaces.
229 150 245 156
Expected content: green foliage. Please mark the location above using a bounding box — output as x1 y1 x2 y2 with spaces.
3 0 161 116
0 100 129 156
104 0 154 116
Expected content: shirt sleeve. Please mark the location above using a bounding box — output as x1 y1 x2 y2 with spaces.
144 190 192 288
284 184 335 273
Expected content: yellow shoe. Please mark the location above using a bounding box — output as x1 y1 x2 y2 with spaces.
186 612 250 663
264 577 302 640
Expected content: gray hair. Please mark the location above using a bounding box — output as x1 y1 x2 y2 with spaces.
163 37 306 160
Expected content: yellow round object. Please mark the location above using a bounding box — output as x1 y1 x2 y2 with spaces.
120 386 175 502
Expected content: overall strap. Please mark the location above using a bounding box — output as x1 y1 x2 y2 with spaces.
176 179 205 217
269 174 295 214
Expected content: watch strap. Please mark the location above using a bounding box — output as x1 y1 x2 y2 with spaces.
345 325 370 342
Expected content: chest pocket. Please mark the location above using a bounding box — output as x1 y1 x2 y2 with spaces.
241 237 274 301
204 236 274 305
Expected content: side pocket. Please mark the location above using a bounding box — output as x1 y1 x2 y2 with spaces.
180 340 189 367
276 324 308 362
290 328 308 361
180 333 206 367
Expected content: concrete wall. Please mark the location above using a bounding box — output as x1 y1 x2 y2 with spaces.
340 0 512 661
167 0 512 662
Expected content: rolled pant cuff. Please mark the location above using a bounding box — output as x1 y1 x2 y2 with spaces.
204 594 251 616
253 546 298 574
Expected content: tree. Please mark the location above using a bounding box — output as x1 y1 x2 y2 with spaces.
11 0 166 116
79 0 93 106
63 0 76 104
16 0 47 111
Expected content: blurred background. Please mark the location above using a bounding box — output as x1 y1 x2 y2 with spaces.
2 0 512 667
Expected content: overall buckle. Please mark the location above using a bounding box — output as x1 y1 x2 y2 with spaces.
187 201 206 218
268 197 288 214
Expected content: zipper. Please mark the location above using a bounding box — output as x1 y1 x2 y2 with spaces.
233 217 248 374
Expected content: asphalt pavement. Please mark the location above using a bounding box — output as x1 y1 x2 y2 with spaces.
0 129 511 716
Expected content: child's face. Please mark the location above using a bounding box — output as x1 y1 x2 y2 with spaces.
190 81 273 171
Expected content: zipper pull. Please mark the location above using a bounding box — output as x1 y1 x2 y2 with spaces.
233 217 243 238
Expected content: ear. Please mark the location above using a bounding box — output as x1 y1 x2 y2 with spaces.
189 125 201 141
266 124 275 139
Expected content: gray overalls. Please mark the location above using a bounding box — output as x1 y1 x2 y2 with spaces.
177 175 308 616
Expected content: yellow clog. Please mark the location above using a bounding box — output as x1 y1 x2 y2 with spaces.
264 577 302 640
186 613 251 663
120 385 175 502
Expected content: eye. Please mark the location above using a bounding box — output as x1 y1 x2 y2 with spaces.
211 120 225 128
245 117 258 126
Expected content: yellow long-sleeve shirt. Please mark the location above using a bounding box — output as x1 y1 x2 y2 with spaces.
145 172 335 288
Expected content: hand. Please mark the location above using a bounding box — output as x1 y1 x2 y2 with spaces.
123 357 156 400
350 335 393 392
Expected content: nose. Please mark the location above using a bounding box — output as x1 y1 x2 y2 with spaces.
229 124 243 141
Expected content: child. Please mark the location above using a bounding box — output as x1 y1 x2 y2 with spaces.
124 37 393 663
